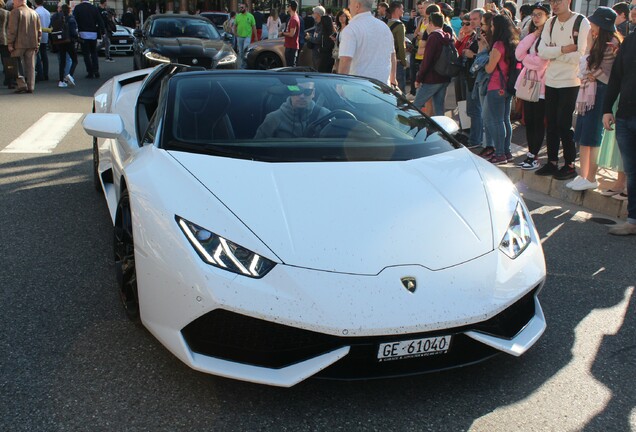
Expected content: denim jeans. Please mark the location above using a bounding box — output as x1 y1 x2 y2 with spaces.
236 36 251 68
484 89 512 156
413 82 449 116
35 42 48 79
615 116 636 223
463 79 483 146
475 83 493 149
396 62 406 93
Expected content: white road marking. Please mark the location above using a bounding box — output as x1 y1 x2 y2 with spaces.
1 112 84 154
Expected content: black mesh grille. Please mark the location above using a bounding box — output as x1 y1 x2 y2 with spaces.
181 286 539 374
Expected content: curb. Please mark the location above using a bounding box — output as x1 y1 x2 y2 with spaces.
495 143 628 219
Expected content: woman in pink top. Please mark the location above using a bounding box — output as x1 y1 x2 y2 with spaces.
515 2 551 170
482 14 518 165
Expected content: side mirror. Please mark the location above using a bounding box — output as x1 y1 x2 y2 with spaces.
431 116 460 135
83 113 126 140
223 32 232 41
133 28 144 38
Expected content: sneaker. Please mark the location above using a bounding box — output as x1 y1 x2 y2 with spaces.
489 154 508 165
94 72 100 78
85 74 94 79
479 146 495 158
566 175 585 188
58 81 68 88
608 222 636 236
505 152 514 163
611 192 628 201
105 58 115 62
466 142 482 149
535 162 558 176
64 74 75 87
520 158 540 170
553 164 577 180
571 178 599 191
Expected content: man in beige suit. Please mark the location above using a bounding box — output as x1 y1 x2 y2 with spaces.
7 0 41 93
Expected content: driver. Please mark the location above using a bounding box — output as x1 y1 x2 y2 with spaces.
254 81 330 139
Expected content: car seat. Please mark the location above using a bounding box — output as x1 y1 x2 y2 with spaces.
174 79 235 142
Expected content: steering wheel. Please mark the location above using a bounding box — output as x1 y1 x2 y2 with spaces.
306 109 357 137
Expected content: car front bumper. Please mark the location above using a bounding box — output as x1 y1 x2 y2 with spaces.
134 230 546 386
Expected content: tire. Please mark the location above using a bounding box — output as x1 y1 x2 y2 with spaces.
255 52 283 70
114 190 140 321
92 137 101 192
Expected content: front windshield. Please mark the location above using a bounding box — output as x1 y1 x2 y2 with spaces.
150 19 220 39
162 73 460 162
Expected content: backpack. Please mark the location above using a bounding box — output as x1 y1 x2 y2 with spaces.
50 14 70 45
434 38 462 78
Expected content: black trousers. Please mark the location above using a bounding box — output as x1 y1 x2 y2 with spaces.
544 85 579 165
80 38 99 76
523 98 546 157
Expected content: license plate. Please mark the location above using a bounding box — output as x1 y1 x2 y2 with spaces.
119 40 128 44
377 335 452 362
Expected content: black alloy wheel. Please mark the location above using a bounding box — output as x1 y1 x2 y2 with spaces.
114 190 140 320
256 52 283 70
92 137 101 192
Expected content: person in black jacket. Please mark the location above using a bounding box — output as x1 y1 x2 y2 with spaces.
603 31 636 235
73 0 104 79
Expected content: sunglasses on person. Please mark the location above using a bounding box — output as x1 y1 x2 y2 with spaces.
462 22 471 26
291 88 315 96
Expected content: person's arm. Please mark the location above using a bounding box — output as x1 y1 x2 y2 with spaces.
537 17 562 60
7 10 16 50
484 42 501 74
390 51 397 86
338 56 352 74
396 23 406 66
516 32 537 62
602 38 625 130
282 19 296 37
559 18 590 64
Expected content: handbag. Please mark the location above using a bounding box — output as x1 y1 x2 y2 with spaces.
515 69 540 102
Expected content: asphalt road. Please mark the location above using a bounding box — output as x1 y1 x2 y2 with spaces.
1 54 634 432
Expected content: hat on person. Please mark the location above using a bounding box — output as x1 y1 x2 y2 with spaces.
588 6 617 33
531 2 551 15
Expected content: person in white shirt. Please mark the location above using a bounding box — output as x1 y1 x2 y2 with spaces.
34 0 50 81
535 0 590 180
337 0 396 85
266 10 281 39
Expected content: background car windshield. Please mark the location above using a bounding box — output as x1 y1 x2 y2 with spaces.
150 19 220 39
163 73 459 162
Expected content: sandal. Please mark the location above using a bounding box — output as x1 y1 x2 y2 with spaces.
600 189 622 196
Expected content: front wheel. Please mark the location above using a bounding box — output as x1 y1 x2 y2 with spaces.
114 190 139 320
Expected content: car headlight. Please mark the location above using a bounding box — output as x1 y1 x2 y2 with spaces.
216 52 237 65
499 201 533 259
176 216 276 278
144 50 171 63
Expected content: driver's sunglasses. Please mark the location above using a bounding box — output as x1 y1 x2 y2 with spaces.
293 88 315 96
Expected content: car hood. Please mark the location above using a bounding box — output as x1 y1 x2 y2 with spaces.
169 149 495 274
147 37 228 57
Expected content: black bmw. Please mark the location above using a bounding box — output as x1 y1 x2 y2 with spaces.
132 14 237 70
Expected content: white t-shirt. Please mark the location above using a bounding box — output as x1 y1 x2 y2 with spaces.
538 13 591 88
338 11 395 84
36 6 51 44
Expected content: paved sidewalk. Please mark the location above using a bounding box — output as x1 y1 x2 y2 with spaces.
436 85 628 220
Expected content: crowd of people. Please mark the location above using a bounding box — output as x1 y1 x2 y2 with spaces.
0 0 120 92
